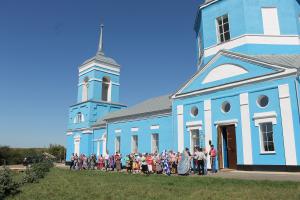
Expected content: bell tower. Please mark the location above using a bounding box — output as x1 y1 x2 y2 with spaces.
77 24 121 104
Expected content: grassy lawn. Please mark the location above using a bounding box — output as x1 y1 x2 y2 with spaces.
8 168 300 200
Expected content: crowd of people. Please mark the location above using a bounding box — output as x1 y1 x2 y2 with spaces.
69 145 218 176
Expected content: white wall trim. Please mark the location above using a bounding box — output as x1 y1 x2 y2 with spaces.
239 93 253 165
79 61 120 73
82 129 93 134
78 79 120 87
214 119 238 127
204 34 300 57
186 120 202 127
261 8 280 36
66 131 73 136
79 67 120 77
204 99 212 169
278 84 297 165
177 105 184 153
73 135 81 139
150 125 160 130
174 68 296 99
202 64 248 84
200 0 218 9
253 111 277 126
173 50 293 98
187 126 202 131
131 127 139 132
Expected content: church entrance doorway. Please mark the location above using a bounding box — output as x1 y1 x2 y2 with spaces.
217 125 237 169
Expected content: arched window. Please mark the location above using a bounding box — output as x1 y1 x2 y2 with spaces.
82 77 89 102
76 112 84 123
102 76 111 102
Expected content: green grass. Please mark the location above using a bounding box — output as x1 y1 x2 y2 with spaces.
8 168 300 200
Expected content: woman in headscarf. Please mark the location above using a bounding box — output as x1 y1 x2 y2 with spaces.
177 148 191 175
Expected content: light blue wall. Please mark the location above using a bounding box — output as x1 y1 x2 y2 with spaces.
174 75 300 168
196 0 300 64
67 101 125 130
106 114 172 156
77 64 120 103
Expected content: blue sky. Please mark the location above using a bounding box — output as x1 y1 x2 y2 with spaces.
0 0 203 147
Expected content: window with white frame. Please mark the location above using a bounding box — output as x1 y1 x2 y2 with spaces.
216 14 230 43
76 112 84 123
190 129 200 154
261 8 280 35
259 122 275 152
151 134 159 153
131 135 138 153
115 136 121 153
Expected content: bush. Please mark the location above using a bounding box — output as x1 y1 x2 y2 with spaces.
0 167 19 199
22 160 54 184
22 168 39 184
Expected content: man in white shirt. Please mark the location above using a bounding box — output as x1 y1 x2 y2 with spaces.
195 147 206 175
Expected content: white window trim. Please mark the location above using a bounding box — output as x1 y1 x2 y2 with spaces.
189 129 200 154
186 120 203 131
115 129 122 133
257 122 276 154
74 136 81 156
115 136 121 153
131 127 139 132
253 111 277 154
131 135 138 153
215 14 230 44
253 111 277 126
151 133 159 153
214 119 238 127
150 125 159 130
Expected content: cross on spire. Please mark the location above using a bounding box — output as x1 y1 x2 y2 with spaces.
97 24 104 55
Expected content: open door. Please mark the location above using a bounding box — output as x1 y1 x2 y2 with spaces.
226 125 237 169
217 126 223 169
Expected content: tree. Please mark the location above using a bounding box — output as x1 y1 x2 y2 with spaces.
47 144 66 162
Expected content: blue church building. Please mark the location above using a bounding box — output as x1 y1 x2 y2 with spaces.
66 0 300 171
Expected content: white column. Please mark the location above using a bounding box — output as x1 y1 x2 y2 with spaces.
96 141 100 157
278 84 297 165
239 93 253 165
204 100 212 169
102 133 107 156
177 105 184 153
107 82 112 102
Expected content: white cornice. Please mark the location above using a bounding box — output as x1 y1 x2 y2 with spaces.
79 60 120 73
78 78 120 87
204 34 300 57
79 67 120 77
174 69 296 99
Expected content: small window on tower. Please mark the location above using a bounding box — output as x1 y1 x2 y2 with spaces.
216 14 231 43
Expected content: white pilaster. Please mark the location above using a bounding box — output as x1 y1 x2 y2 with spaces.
278 84 297 165
204 100 212 169
96 141 100 157
102 133 107 156
239 93 253 165
177 105 184 153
